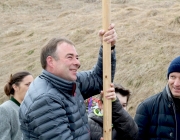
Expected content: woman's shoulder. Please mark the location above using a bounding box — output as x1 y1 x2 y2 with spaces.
0 100 12 107
0 100 19 114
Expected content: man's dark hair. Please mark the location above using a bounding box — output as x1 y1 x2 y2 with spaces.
114 84 131 104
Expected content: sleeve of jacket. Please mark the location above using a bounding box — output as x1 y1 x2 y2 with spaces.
134 102 151 140
20 95 73 140
88 117 102 140
112 98 138 140
0 107 11 140
77 46 116 99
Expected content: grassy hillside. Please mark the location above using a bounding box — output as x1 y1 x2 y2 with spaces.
0 0 180 116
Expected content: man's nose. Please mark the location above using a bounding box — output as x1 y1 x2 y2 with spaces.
73 58 80 68
174 78 180 86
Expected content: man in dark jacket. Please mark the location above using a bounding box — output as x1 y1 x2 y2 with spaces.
134 56 180 140
19 24 117 140
88 83 138 140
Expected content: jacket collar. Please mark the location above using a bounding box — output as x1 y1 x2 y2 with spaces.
165 84 173 102
10 96 20 106
40 70 76 96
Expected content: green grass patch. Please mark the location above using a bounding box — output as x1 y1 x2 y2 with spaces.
26 49 35 55
27 64 35 71
28 32 34 37
14 41 24 46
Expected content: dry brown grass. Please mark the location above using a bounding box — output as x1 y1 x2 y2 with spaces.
0 0 180 116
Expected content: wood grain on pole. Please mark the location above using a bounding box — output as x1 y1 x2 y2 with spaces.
102 0 112 140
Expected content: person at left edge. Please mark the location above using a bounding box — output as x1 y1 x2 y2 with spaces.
0 71 33 140
19 24 117 140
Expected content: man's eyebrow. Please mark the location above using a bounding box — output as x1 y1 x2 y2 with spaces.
66 53 79 57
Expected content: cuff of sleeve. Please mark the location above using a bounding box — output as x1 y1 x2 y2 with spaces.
111 45 115 50
112 97 117 102
101 45 115 50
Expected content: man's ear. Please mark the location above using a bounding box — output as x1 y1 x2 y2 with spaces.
98 100 103 109
46 56 54 68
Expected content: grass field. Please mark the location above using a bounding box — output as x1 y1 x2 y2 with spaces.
0 0 180 116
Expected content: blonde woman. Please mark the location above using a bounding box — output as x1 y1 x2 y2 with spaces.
0 71 33 140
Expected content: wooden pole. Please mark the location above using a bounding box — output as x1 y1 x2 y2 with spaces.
102 0 111 139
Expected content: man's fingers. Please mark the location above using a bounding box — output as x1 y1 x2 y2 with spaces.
99 30 105 36
103 29 115 37
108 23 115 30
103 29 117 44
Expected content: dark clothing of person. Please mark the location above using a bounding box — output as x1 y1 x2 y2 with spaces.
134 85 180 140
88 98 138 140
173 97 180 139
